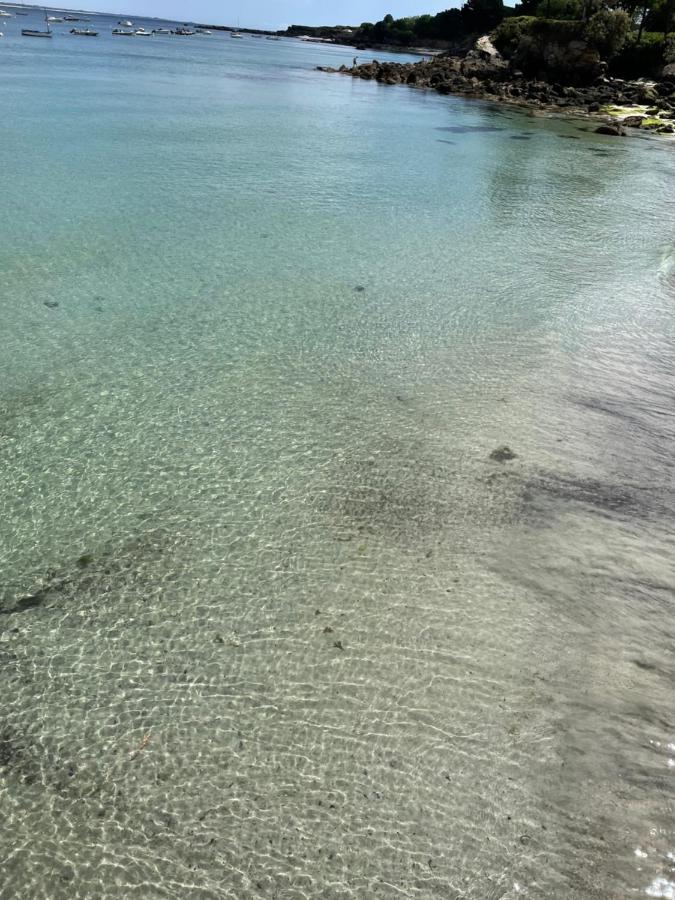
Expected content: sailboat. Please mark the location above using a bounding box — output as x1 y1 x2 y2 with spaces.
230 16 243 37
22 14 52 37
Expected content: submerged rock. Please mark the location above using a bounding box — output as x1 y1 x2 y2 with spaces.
621 115 645 128
594 124 625 136
490 446 518 462
43 300 59 309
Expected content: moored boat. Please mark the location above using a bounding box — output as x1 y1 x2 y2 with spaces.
70 27 98 36
22 15 52 37
135 28 153 36
112 28 135 35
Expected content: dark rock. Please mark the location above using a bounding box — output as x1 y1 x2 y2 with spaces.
635 84 659 104
490 446 518 462
43 300 59 309
354 285 366 293
77 553 94 568
622 115 645 128
594 124 626 136
334 640 344 651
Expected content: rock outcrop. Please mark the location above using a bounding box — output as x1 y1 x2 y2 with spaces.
318 39 675 136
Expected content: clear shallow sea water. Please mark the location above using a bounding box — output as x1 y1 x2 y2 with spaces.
1 9 674 899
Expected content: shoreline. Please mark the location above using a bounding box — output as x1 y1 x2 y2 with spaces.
318 57 675 138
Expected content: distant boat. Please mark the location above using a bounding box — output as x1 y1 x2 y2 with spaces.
112 28 135 36
230 31 243 38
196 28 212 34
174 27 195 35
135 28 153 36
0 9 13 17
153 27 170 34
64 15 80 21
46 16 63 22
70 27 98 36
118 20 133 27
266 36 280 41
22 15 52 37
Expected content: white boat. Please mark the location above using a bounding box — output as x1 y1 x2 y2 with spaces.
46 16 63 22
118 20 133 27
0 10 13 17
196 28 212 34
112 28 134 35
135 28 153 36
230 31 243 38
70 27 98 36
153 27 170 34
174 27 195 35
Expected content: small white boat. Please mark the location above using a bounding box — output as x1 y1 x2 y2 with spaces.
0 9 13 17
135 28 153 36
153 27 170 34
46 16 63 22
112 28 135 35
174 27 195 35
196 28 212 34
230 31 243 38
70 27 98 36
118 20 133 27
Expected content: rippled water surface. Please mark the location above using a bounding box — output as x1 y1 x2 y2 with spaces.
1 10 674 900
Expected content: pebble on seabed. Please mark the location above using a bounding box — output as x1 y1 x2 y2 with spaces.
490 446 518 462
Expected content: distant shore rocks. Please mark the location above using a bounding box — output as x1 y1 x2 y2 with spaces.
318 40 675 137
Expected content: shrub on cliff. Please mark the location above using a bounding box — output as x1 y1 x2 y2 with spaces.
492 15 536 55
583 8 631 54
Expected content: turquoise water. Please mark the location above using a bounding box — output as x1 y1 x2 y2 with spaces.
1 10 675 899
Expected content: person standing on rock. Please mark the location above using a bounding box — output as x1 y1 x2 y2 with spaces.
353 56 358 67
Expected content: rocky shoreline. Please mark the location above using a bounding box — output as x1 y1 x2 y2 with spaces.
318 51 675 136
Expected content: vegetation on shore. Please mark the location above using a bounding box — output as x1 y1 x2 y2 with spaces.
292 0 674 79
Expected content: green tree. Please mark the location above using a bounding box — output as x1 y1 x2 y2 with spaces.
461 0 506 32
584 7 631 52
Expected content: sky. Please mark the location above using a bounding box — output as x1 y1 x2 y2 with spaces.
27 2 457 31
